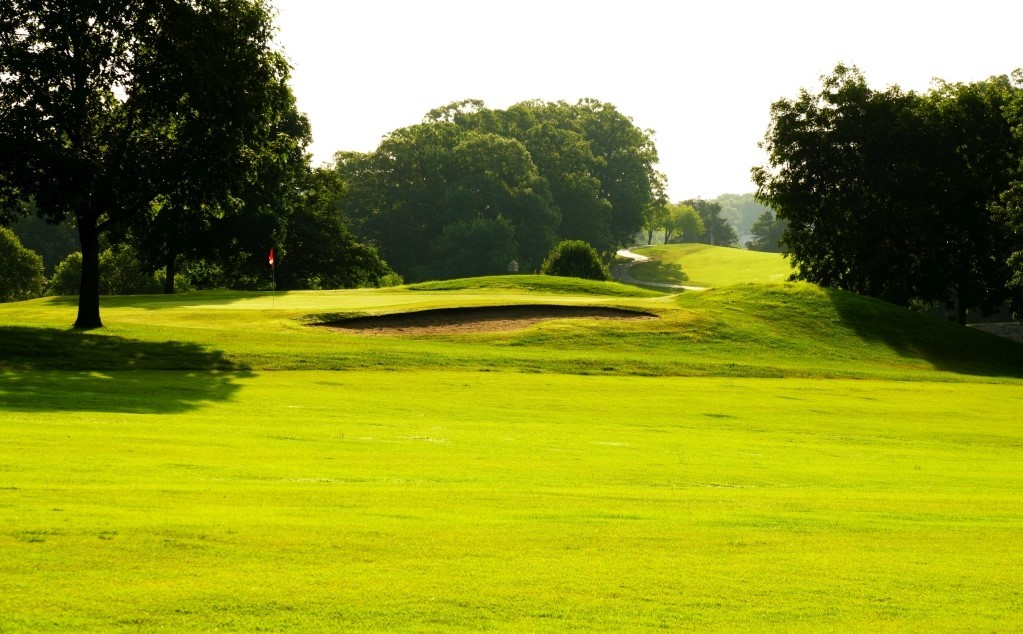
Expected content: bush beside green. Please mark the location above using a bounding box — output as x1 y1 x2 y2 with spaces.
48 248 162 296
540 240 609 281
0 227 45 302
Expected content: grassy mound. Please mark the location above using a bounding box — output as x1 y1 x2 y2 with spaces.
674 282 1023 378
1 282 1020 380
408 274 661 297
630 243 793 287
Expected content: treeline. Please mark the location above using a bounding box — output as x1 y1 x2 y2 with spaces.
755 64 1023 323
640 193 784 252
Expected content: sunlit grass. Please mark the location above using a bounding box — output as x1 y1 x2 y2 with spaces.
2 371 1022 631
631 244 794 287
1 276 1023 631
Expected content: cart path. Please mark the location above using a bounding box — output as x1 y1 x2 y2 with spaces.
613 248 708 291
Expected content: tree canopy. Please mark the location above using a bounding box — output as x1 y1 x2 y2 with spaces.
684 199 739 247
746 211 787 253
0 226 45 302
333 99 663 282
754 64 1023 322
662 203 704 244
0 0 307 327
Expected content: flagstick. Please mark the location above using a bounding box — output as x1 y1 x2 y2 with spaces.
269 247 276 309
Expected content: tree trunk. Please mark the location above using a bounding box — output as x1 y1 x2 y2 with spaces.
74 218 103 329
164 251 177 294
647 229 653 245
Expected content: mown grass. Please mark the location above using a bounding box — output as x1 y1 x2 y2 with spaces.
630 244 793 287
2 277 1023 631
3 282 1019 380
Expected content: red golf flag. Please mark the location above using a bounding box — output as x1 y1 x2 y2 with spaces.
268 247 275 267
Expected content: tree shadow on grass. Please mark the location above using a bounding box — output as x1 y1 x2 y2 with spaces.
823 288 1023 379
630 261 689 285
0 327 253 413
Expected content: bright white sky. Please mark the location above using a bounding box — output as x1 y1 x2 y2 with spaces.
272 0 1022 201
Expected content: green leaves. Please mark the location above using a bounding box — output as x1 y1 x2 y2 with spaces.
334 99 662 282
755 64 1023 322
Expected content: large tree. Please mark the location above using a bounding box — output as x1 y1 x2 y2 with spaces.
754 65 1023 322
338 122 558 281
662 203 704 244
993 70 1023 317
426 99 664 253
0 0 297 327
272 167 395 290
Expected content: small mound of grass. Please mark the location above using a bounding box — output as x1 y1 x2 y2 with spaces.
407 275 662 297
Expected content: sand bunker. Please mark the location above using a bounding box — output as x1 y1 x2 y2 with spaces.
317 304 657 335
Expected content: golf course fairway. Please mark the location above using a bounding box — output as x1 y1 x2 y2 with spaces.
1 277 1022 631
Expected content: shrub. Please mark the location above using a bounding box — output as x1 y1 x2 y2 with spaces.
540 240 609 281
48 247 161 296
48 251 82 296
0 226 46 302
99 246 161 295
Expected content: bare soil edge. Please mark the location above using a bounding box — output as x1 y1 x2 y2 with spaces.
315 304 658 335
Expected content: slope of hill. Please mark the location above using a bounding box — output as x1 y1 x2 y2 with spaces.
1 279 1019 381
629 243 793 287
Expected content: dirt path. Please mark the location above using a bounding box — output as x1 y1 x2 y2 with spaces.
613 248 708 291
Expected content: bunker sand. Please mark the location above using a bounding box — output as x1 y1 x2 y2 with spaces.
317 304 658 335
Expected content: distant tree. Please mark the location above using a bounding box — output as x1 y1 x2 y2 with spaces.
713 193 775 237
424 99 664 252
0 227 45 302
11 204 78 274
0 0 302 327
338 123 557 281
540 240 609 281
126 67 311 294
746 211 787 252
663 203 704 243
643 203 668 245
685 199 738 246
99 246 161 295
273 168 396 290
